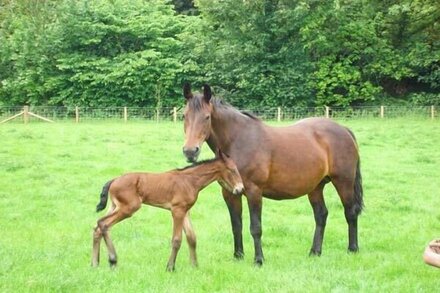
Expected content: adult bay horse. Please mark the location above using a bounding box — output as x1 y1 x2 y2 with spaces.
92 151 244 271
181 83 364 265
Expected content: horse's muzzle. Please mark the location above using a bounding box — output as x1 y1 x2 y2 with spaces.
183 146 200 163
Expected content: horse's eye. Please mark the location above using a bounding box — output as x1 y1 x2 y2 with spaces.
205 115 210 120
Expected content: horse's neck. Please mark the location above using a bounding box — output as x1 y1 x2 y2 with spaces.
184 161 221 192
210 106 262 152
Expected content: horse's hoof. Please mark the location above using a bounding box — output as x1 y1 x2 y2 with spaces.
166 265 175 272
234 252 244 260
348 246 359 253
309 249 322 256
254 258 263 267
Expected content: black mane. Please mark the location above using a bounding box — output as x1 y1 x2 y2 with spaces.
188 95 260 121
211 97 260 120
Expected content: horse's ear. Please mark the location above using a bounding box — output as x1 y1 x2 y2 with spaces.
183 82 193 100
216 149 225 161
203 84 212 103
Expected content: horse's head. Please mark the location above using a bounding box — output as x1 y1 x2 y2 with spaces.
216 150 244 195
182 83 213 162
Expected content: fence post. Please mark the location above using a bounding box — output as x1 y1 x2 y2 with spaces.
380 105 384 118
124 107 128 123
75 106 79 123
23 106 29 124
173 107 177 123
277 107 281 122
325 106 330 118
431 105 435 120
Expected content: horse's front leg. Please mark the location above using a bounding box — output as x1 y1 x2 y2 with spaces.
166 207 186 272
246 184 264 266
222 188 244 259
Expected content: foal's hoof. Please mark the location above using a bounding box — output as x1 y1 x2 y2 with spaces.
166 265 175 272
109 259 117 268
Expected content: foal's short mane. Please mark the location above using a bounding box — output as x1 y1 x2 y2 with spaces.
176 158 219 171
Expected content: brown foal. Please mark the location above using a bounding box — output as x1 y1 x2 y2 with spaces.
91 151 244 271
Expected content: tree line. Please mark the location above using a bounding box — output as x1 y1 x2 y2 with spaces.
0 0 439 108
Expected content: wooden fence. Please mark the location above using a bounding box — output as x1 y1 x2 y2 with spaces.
0 105 437 124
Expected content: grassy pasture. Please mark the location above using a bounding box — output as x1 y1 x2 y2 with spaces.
0 119 439 292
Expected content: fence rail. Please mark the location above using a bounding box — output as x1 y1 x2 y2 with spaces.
0 105 437 124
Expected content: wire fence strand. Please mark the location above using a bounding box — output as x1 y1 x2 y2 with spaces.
0 105 437 123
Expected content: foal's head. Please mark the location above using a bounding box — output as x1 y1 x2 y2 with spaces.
216 150 244 195
182 83 214 162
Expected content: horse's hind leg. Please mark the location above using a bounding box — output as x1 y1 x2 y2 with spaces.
332 176 360 252
308 181 329 256
183 212 198 267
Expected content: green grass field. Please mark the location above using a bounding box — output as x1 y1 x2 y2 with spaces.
1 119 439 292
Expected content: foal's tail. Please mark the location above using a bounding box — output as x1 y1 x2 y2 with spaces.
96 179 114 212
346 128 364 215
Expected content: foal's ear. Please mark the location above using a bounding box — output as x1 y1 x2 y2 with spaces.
183 82 193 100
216 149 224 161
203 84 212 103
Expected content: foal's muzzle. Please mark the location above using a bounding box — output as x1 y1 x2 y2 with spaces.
183 146 200 163
232 183 245 196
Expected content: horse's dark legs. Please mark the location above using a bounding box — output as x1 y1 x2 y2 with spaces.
332 177 360 252
308 183 328 256
222 188 244 259
246 186 264 266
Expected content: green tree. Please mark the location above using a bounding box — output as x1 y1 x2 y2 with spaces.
186 0 314 108
0 0 191 107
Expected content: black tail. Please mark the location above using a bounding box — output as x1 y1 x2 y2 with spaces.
346 127 364 215
96 180 114 212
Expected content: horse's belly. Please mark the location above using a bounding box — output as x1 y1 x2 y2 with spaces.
262 178 321 199
263 189 304 200
262 151 327 198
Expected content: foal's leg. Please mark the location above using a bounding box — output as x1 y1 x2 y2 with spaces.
308 182 328 256
332 177 360 252
92 226 103 267
183 212 198 267
166 207 186 272
245 184 264 266
222 188 244 259
92 203 116 267
99 203 140 267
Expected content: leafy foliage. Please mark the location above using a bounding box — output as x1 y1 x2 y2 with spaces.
0 0 439 107
0 0 189 106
